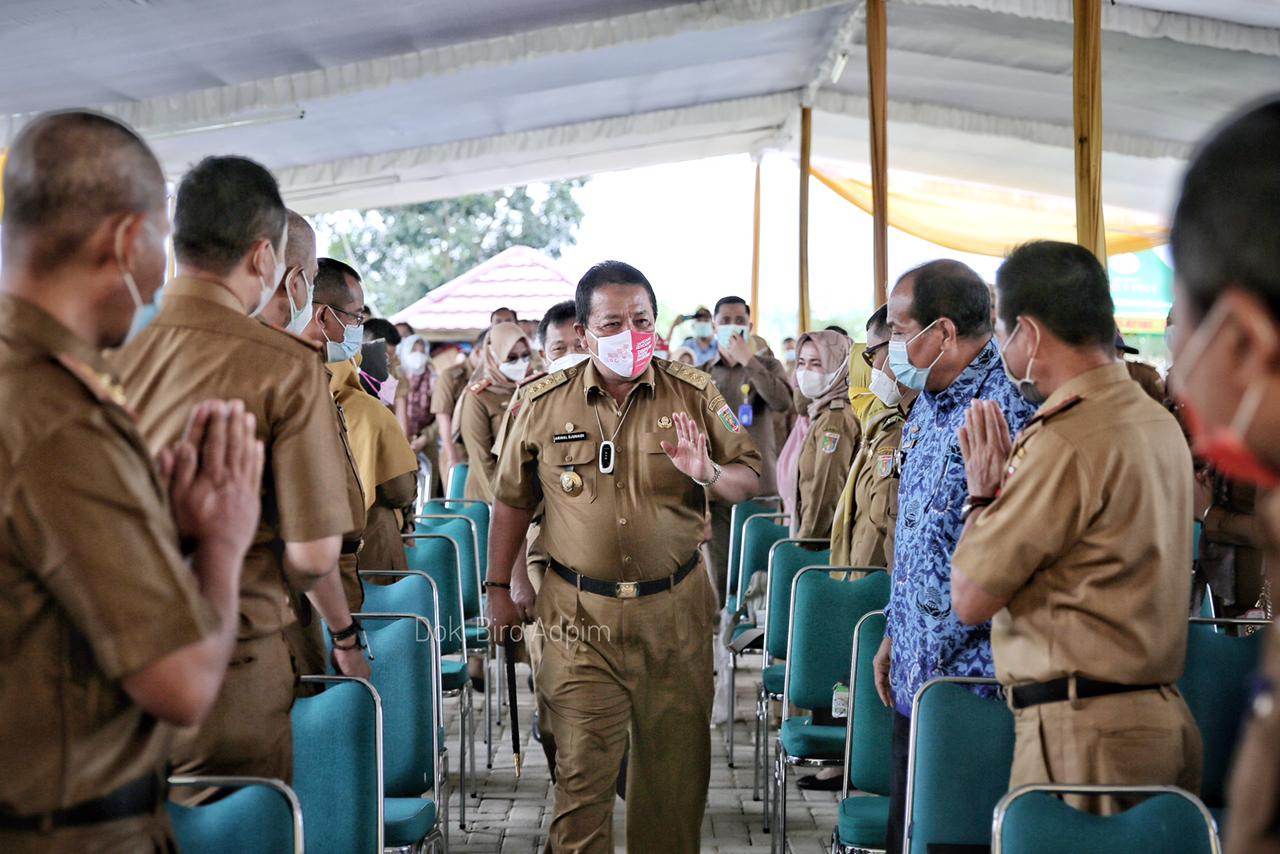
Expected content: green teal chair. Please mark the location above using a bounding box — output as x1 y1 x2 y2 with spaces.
833 609 892 854
903 677 1014 854
992 784 1220 854
401 532 476 827
168 777 303 854
724 511 790 771
446 462 469 499
753 540 830 815
771 567 890 851
725 497 781 612
353 613 447 853
1180 619 1267 824
293 676 383 854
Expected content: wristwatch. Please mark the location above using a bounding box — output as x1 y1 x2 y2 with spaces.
694 460 723 488
961 494 995 521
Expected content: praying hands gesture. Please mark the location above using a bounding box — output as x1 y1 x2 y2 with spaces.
957 399 1013 499
661 411 715 484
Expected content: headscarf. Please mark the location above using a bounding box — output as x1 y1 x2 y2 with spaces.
847 341 887 427
795 330 852 419
480 321 533 393
329 361 419 510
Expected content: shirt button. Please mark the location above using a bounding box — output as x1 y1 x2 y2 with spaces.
564 454 572 462
623 555 633 564
619 518 628 526
616 481 625 489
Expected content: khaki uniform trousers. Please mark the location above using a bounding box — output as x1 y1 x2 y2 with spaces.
0 805 176 854
1010 686 1203 815
536 561 717 853
524 527 551 725
170 633 298 805
707 501 733 606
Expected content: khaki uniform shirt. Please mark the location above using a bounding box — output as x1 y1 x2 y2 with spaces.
844 400 913 569
111 278 355 640
331 379 369 611
432 362 470 461
708 353 794 496
1125 359 1167 404
0 296 217 814
459 381 513 503
494 358 762 582
952 362 1192 687
794 401 860 540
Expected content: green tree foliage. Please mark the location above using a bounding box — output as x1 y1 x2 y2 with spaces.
319 178 587 314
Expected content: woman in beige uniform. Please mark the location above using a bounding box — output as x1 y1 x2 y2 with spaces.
456 321 534 502
782 330 859 540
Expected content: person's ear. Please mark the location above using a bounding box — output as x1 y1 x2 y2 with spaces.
1221 288 1280 377
937 317 958 350
247 238 274 279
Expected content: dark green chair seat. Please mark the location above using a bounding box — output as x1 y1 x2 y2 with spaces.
779 716 844 760
440 659 469 692
762 663 785 696
168 780 301 854
995 788 1218 854
837 795 890 849
383 798 439 848
465 623 490 644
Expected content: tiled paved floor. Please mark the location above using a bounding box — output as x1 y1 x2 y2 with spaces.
441 663 839 853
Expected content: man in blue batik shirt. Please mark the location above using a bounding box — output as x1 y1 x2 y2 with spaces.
871 259 1036 854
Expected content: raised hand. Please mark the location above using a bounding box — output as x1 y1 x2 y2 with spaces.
660 411 714 483
957 399 1013 499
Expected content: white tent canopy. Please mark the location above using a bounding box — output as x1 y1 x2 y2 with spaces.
3 0 1278 217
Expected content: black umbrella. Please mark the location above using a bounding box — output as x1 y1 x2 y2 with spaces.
503 636 522 779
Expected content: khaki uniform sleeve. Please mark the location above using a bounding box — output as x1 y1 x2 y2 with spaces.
744 355 795 413
378 470 417 509
10 417 218 680
702 381 763 476
493 391 543 511
431 370 460 417
797 409 858 540
459 391 499 492
273 361 356 542
952 428 1091 599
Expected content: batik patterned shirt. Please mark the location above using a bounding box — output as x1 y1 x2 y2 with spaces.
885 338 1037 716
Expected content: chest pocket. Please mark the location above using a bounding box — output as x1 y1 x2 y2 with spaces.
544 440 598 504
639 430 690 497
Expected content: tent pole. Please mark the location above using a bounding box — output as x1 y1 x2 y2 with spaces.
867 0 889 308
1073 0 1107 260
750 158 762 319
798 106 812 333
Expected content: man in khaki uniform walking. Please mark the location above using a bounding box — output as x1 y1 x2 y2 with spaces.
112 155 358 796
488 261 761 852
951 240 1201 815
0 110 263 852
1165 96 1280 854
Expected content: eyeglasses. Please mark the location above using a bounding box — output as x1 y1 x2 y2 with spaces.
861 341 888 367
315 302 367 326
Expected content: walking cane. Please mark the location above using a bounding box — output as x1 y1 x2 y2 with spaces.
503 635 522 780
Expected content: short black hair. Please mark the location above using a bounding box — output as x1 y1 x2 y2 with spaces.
900 259 992 337
714 296 750 317
314 257 362 307
867 304 889 335
173 156 286 277
490 306 517 322
824 324 848 336
996 241 1115 349
363 317 401 345
538 300 578 344
782 336 796 345
1171 96 1280 321
575 261 658 325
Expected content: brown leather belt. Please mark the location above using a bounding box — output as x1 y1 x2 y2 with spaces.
549 553 700 599
0 773 164 831
1010 676 1164 710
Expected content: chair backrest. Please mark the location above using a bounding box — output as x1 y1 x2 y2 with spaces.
446 462 469 499
737 513 790 609
727 498 780 602
844 610 892 798
353 614 442 800
414 514 481 617
168 777 303 854
293 677 384 854
403 533 466 656
992 785 1220 854
904 677 1014 854
360 572 437 631
764 539 831 661
1179 620 1266 808
422 498 490 580
783 568 890 713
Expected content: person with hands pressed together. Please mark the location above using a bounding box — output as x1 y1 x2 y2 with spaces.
951 240 1200 816
487 261 761 853
0 110 264 852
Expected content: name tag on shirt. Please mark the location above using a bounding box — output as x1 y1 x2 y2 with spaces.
553 431 588 443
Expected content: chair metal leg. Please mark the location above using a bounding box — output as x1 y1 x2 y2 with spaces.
469 682 479 796
458 685 468 829
777 745 788 854
726 650 737 768
484 644 494 769
752 684 765 801
762 719 772 834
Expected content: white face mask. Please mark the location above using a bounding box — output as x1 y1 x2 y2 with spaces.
546 352 590 374
869 367 902 407
284 270 315 335
250 243 287 318
588 328 656 380
402 351 429 376
499 357 530 383
796 368 837 399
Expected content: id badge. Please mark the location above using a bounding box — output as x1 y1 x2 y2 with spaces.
737 403 754 428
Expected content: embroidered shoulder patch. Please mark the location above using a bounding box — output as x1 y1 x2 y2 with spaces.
717 403 742 434
820 431 841 454
876 450 894 478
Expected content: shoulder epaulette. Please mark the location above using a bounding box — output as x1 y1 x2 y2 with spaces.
663 358 711 390
525 368 574 402
468 378 492 394
255 318 324 353
54 352 131 411
1028 395 1084 426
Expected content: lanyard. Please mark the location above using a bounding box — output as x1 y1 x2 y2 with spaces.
591 392 639 475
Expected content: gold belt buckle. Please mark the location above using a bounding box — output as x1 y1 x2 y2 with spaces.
615 581 639 599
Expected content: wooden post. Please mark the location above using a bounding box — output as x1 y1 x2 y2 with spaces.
867 0 889 306
1073 0 1107 260
750 159 762 319
799 106 813 333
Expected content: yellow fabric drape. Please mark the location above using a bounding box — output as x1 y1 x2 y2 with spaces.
1074 0 1107 260
867 0 889 307
330 360 418 510
811 167 1165 258
846 342 886 424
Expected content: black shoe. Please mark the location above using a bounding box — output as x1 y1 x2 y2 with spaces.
531 710 543 744
796 773 843 791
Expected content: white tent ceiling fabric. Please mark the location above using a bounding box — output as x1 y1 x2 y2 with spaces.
1 0 1277 217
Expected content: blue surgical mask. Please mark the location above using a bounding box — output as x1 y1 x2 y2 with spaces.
285 271 315 336
999 321 1047 405
692 320 714 339
716 324 748 349
323 309 364 363
887 319 942 391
